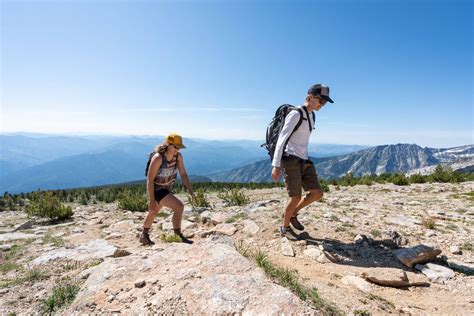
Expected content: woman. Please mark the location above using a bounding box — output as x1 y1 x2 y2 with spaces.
140 133 195 245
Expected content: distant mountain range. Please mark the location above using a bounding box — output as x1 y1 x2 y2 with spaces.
0 133 366 193
209 144 474 182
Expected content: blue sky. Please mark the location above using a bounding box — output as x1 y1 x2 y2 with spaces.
1 0 472 147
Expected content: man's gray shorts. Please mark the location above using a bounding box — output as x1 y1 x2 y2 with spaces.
282 158 322 197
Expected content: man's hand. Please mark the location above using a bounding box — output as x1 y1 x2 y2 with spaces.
272 167 281 182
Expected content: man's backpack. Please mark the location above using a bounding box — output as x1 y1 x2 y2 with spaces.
261 104 315 160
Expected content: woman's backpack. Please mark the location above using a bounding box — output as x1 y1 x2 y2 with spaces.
145 151 157 177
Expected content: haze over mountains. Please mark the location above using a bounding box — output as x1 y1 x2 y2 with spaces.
0 134 366 193
1 134 472 193
207 144 474 182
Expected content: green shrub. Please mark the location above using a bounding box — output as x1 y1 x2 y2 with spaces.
389 174 409 186
225 212 248 223
359 177 372 186
0 197 7 212
427 165 465 183
367 294 395 309
0 262 21 273
25 191 73 222
340 172 357 186
218 189 250 206
118 192 148 212
320 181 330 192
42 231 65 247
41 282 80 314
25 267 44 282
462 241 472 251
160 233 182 243
370 229 381 238
189 189 211 208
96 188 117 203
429 165 451 183
422 217 436 229
79 194 88 205
409 173 426 184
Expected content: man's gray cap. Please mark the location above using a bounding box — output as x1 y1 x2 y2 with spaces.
308 84 334 103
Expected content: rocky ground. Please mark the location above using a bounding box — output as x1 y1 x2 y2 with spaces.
0 182 473 315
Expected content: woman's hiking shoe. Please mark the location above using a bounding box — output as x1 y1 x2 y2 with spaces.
176 233 193 244
139 233 155 246
290 215 305 231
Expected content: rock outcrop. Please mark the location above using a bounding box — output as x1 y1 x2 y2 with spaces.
68 241 313 314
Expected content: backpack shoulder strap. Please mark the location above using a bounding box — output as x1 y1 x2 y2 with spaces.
174 153 180 171
282 107 304 153
293 107 304 132
301 106 314 132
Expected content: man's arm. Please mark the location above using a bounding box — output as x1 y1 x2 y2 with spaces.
271 110 301 182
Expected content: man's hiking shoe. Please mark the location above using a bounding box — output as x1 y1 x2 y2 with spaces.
290 215 305 231
281 213 305 231
176 233 194 244
139 233 155 246
279 226 300 241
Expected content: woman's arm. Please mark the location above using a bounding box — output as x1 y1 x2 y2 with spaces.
177 153 194 197
147 154 162 205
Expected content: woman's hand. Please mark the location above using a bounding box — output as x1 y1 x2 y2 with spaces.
149 200 159 213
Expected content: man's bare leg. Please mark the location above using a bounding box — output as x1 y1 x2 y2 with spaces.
283 196 301 227
293 189 323 216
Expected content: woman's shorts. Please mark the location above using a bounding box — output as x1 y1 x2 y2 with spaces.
282 158 321 197
154 188 171 203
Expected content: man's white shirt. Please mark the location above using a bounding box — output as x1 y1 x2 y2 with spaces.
271 106 314 168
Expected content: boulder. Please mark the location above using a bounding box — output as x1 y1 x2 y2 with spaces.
415 263 455 284
281 237 295 257
317 251 337 263
242 220 260 235
384 215 421 227
67 242 312 314
393 244 442 268
244 202 269 213
13 220 33 232
360 268 409 287
341 275 373 293
449 245 462 255
0 244 13 251
199 211 212 223
211 213 228 225
33 239 117 265
214 223 237 236
303 247 322 260
0 232 41 242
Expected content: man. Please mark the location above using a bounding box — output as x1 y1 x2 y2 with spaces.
271 84 334 238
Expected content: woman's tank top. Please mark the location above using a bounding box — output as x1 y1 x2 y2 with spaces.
154 153 178 189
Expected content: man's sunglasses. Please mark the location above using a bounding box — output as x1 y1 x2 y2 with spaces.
313 95 327 105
